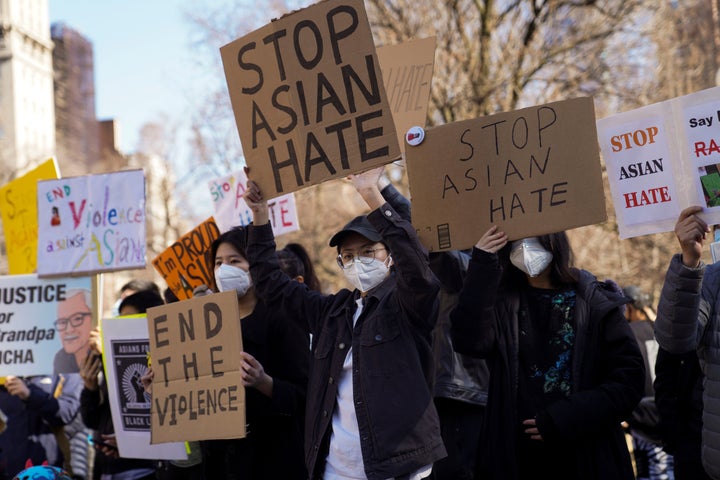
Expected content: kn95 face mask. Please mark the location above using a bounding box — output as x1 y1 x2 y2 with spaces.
509 237 553 277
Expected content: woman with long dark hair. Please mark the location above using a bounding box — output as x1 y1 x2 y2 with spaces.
450 227 645 480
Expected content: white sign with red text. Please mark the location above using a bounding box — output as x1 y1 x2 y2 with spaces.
597 86 720 238
208 169 299 235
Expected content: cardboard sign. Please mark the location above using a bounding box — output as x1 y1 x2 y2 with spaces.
0 274 92 377
377 37 436 151
147 291 245 444
406 97 606 251
0 158 60 274
209 169 300 235
597 86 720 238
36 170 146 276
220 0 400 198
101 315 188 460
152 218 221 301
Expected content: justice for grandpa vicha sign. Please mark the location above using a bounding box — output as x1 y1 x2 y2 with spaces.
36 170 146 276
406 97 606 251
147 290 245 444
221 0 400 198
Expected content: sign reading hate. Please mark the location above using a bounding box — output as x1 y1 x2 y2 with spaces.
405 97 606 251
0 158 59 274
147 290 245 444
36 170 146 276
221 0 400 198
152 218 221 301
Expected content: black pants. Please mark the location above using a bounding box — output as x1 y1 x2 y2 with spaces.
429 397 486 480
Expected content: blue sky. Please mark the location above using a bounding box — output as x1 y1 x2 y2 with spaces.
48 0 203 154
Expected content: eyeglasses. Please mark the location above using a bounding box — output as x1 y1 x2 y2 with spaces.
54 312 91 331
337 247 386 269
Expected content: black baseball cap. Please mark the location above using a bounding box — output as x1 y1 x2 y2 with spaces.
329 215 383 247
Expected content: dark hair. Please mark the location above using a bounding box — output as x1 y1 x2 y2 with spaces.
499 231 577 289
163 287 179 304
278 243 321 292
120 279 161 297
209 227 249 290
119 289 165 314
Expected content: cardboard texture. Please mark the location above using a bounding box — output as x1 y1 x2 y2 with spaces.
377 36 436 151
147 290 245 444
0 158 59 274
596 86 720 239
36 170 147 276
151 217 221 301
221 0 400 198
406 97 606 251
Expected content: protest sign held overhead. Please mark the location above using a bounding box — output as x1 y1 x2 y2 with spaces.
597 86 720 239
0 274 92 377
101 315 188 460
147 290 245 444
0 158 59 274
209 169 299 235
405 97 606 251
36 170 146 276
221 0 400 198
152 217 221 301
376 36 436 153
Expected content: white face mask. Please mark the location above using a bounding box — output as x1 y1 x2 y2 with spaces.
342 257 391 293
510 237 553 277
214 264 252 297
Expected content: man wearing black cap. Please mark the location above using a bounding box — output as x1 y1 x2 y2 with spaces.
244 166 446 480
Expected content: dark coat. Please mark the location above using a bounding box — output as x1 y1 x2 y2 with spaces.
450 248 645 480
247 203 446 480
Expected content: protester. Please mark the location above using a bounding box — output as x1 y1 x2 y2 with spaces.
243 165 446 479
654 205 720 479
0 374 83 479
53 288 94 375
79 296 159 480
110 280 161 317
449 226 645 479
189 225 310 479
621 285 673 480
378 175 489 479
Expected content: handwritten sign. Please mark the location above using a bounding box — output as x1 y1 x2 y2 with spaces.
377 37 436 151
597 86 720 238
0 274 92 377
147 291 245 443
152 218 220 301
36 170 146 276
0 158 59 274
101 315 188 460
209 169 299 235
406 97 606 251
220 0 400 198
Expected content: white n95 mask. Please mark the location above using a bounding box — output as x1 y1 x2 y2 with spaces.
214 264 252 297
342 258 390 293
510 237 553 277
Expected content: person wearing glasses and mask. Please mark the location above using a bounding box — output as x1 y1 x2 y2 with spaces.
243 166 446 480
53 288 93 375
449 228 645 480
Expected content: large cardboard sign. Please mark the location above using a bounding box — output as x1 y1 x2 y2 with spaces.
147 291 245 444
221 0 400 198
377 37 436 151
0 158 60 274
151 218 221 301
101 315 188 460
0 274 92 377
597 86 720 238
406 97 606 251
36 170 146 276
209 169 300 235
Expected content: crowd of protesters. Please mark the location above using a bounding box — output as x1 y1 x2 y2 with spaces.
3 168 719 480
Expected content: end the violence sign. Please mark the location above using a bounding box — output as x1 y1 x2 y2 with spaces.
221 0 400 199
